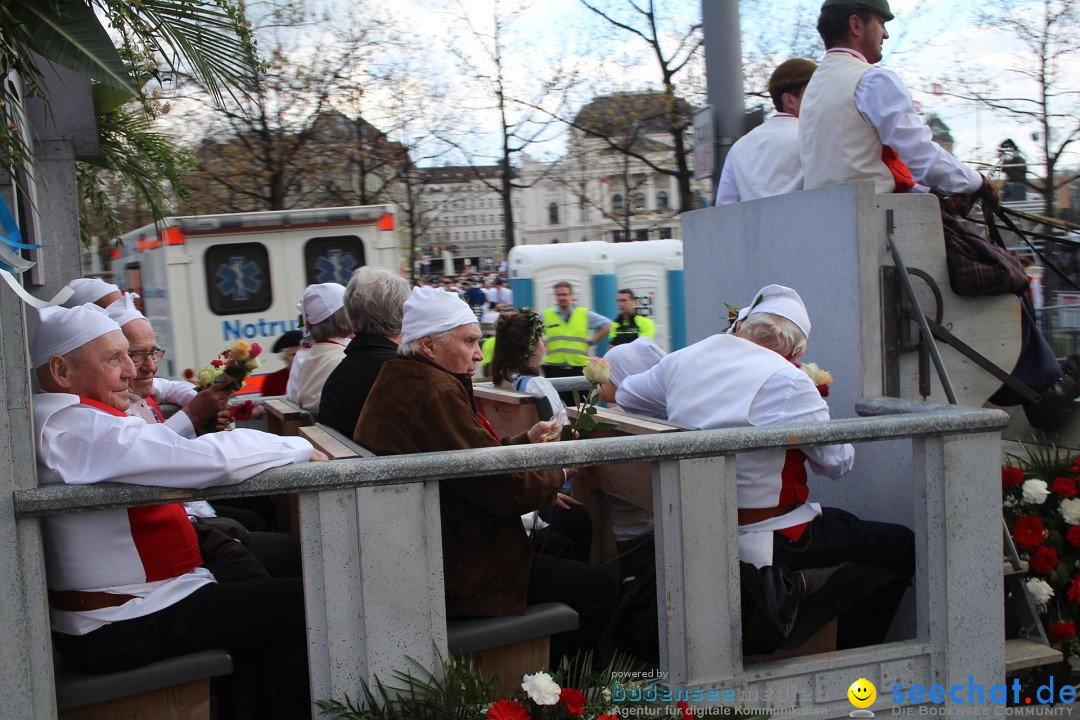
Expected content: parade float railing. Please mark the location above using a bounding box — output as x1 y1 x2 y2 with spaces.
12 398 1007 719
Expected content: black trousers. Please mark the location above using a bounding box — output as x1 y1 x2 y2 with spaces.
772 507 915 649
53 579 309 720
526 552 617 664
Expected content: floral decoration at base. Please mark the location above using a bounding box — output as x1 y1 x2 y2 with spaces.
1003 446 1080 663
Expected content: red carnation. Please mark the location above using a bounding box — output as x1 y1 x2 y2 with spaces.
677 700 693 720
1068 575 1080 604
1031 545 1059 574
560 688 586 717
487 699 530 720
1067 526 1080 548
183 368 195 380
230 400 255 421
596 716 619 720
210 359 224 367
1014 515 1046 549
1002 467 1025 487
1050 621 1077 640
1054 476 1079 498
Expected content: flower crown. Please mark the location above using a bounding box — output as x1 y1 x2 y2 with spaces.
518 306 544 354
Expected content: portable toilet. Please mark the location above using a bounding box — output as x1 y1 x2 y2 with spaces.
508 242 618 353
610 240 685 351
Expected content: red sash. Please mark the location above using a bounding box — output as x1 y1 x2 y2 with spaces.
477 412 500 442
145 395 166 423
78 396 203 580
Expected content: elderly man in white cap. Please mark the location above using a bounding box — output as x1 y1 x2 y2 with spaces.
355 287 616 663
617 284 914 649
32 303 325 719
286 282 352 414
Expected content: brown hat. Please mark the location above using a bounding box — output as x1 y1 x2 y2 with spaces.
767 59 817 97
820 0 894 22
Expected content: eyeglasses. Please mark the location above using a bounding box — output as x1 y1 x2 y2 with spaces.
129 348 166 363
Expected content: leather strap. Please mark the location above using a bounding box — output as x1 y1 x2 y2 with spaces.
737 504 798 526
49 590 137 612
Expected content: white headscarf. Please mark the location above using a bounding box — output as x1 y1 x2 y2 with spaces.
401 286 479 344
605 336 667 386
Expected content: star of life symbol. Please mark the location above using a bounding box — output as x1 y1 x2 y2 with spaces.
216 256 263 301
314 249 358 284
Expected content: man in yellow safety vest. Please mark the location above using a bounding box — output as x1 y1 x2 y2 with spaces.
541 281 613 380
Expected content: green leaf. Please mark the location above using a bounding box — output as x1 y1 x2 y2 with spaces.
91 81 136 115
9 0 135 92
576 414 596 432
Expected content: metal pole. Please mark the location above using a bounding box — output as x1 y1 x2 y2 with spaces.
702 0 745 199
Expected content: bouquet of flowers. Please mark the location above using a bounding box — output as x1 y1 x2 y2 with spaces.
798 362 834 398
1002 448 1080 664
562 357 616 440
186 339 263 392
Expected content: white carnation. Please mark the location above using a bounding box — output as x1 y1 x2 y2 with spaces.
1026 578 1054 606
1022 479 1050 505
1062 498 1080 525
521 672 561 705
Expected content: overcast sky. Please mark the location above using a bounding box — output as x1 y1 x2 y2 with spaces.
227 0 1078 177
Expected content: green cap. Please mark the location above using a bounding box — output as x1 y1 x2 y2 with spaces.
820 0 894 21
768 59 817 97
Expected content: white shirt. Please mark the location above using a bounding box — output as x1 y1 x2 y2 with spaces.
287 338 349 413
616 335 854 567
842 48 981 194
715 114 803 205
35 393 313 634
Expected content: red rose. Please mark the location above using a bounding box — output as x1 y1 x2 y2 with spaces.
1067 526 1080 548
1050 621 1077 640
1072 457 1080 474
1068 575 1080 604
816 384 830 397
1014 515 1046 549
1054 476 1079 498
210 359 224 367
251 342 263 357
183 368 195 380
560 688 586 717
1031 545 1060 574
677 700 693 719
1002 467 1025 487
487 699 530 720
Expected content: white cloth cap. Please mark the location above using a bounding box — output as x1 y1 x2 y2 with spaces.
401 286 479 345
104 293 146 328
604 337 667 386
62 278 120 308
32 304 122 368
743 284 811 338
297 283 346 325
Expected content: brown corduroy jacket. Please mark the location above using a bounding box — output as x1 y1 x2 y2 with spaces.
355 355 561 617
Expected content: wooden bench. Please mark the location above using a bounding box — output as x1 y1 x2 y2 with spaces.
473 383 540 439
55 648 232 720
300 422 579 695
262 398 316 537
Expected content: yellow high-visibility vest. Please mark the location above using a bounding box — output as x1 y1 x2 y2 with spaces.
543 307 590 367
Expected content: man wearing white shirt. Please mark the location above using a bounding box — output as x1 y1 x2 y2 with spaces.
617 285 914 648
799 0 998 204
33 303 325 719
716 59 816 205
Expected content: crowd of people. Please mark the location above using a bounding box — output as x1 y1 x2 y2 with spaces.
32 0 1046 714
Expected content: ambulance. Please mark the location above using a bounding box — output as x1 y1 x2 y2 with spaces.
110 204 401 393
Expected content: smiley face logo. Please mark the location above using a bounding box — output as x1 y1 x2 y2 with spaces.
847 678 876 708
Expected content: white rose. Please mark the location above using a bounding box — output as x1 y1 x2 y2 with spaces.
521 671 561 705
1062 498 1080 525
583 357 611 385
1026 578 1054 606
1022 479 1050 505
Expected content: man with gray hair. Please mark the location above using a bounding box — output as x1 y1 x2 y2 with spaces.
319 267 412 437
617 284 914 649
356 286 616 663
